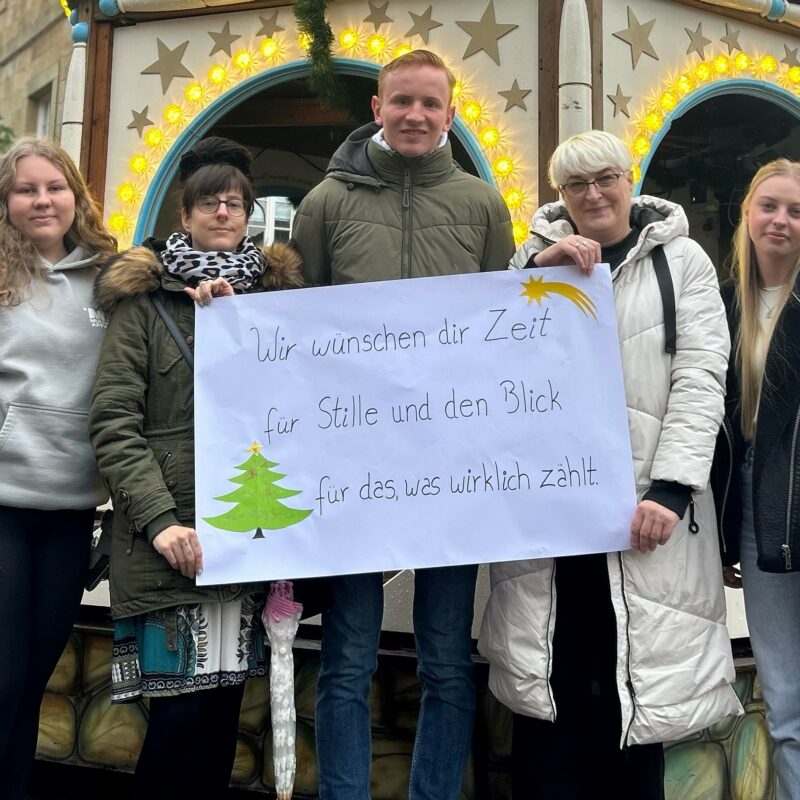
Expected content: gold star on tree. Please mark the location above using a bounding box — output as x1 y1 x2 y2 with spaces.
208 21 240 57
498 79 531 112
720 23 742 54
364 0 392 30
456 1 518 66
127 106 153 137
606 84 632 118
257 11 284 38
141 38 193 94
247 441 263 455
783 44 800 68
612 7 658 70
405 5 442 44
685 23 711 60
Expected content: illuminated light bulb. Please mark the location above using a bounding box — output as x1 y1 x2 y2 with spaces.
479 126 501 148
493 156 514 177
676 73 694 95
129 154 149 174
163 104 183 125
233 49 254 70
734 52 751 71
116 183 136 203
713 54 731 74
758 54 778 74
512 220 529 244
694 62 712 82
185 83 204 103
144 128 164 148
632 164 642 184
503 188 525 209
462 101 483 123
644 111 662 132
367 34 387 56
108 212 128 234
208 65 227 84
339 29 359 50
393 43 413 59
633 135 650 157
260 38 279 59
789 66 800 84
452 81 463 99
659 91 677 112
298 32 313 51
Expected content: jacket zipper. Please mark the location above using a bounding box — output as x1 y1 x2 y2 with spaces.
688 497 699 534
784 406 800 570
545 562 557 720
617 552 636 746
401 168 412 279
719 419 734 555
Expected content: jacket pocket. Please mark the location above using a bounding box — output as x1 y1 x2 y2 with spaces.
0 401 105 508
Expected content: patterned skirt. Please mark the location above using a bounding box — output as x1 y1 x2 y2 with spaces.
111 594 267 703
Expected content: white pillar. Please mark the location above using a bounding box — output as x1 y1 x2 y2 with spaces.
558 0 592 142
60 22 88 161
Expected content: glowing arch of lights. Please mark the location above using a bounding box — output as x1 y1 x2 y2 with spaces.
625 49 800 192
107 26 535 249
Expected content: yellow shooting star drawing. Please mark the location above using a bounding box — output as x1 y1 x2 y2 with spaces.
519 274 597 320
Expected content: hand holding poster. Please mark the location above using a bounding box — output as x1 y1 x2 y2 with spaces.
194 266 636 585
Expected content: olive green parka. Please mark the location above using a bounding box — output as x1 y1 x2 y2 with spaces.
292 122 515 285
89 240 304 619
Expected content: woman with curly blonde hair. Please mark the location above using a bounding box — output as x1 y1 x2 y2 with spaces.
713 158 800 800
0 137 116 799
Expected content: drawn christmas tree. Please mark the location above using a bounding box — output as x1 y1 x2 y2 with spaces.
204 442 312 539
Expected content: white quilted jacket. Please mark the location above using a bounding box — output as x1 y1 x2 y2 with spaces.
478 195 744 746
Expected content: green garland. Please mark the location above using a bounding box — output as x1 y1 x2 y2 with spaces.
293 0 350 110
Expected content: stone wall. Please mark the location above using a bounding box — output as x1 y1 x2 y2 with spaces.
0 0 72 141
38 626 774 799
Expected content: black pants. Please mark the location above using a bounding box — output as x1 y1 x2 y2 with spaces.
134 683 246 797
512 554 665 800
0 504 94 800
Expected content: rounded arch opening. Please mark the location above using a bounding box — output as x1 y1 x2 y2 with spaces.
640 81 800 275
135 58 492 244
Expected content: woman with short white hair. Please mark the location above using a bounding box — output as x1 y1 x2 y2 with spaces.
479 129 742 799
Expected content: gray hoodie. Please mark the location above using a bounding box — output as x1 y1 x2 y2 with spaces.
0 247 108 509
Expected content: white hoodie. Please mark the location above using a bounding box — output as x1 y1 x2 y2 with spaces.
0 247 108 509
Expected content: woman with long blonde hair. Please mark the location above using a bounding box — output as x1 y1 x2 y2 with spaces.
713 158 800 800
0 137 116 798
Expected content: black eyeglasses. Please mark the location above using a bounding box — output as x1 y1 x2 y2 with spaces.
559 172 625 197
196 196 247 216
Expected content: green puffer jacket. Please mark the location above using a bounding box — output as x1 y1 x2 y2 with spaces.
89 239 304 619
292 122 515 285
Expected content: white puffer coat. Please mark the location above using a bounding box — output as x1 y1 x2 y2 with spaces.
478 195 743 746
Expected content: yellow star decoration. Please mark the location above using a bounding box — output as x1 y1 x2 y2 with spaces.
247 441 263 455
519 275 597 320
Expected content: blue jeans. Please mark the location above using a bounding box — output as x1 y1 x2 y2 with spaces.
740 452 800 800
316 565 478 800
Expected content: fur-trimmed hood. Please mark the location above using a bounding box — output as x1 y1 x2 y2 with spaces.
94 238 304 314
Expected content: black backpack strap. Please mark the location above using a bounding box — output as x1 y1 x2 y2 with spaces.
651 245 677 355
149 292 194 370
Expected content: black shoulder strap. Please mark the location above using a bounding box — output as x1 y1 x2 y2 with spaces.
149 293 194 370
651 245 677 355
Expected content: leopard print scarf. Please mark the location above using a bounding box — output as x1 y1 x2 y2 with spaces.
161 232 267 290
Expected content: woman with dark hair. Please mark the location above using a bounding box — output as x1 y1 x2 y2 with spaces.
0 137 117 799
89 136 303 796
713 158 800 800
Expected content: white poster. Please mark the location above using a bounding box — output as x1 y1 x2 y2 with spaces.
194 266 636 585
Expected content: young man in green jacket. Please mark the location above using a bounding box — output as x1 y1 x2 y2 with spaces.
292 50 514 800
